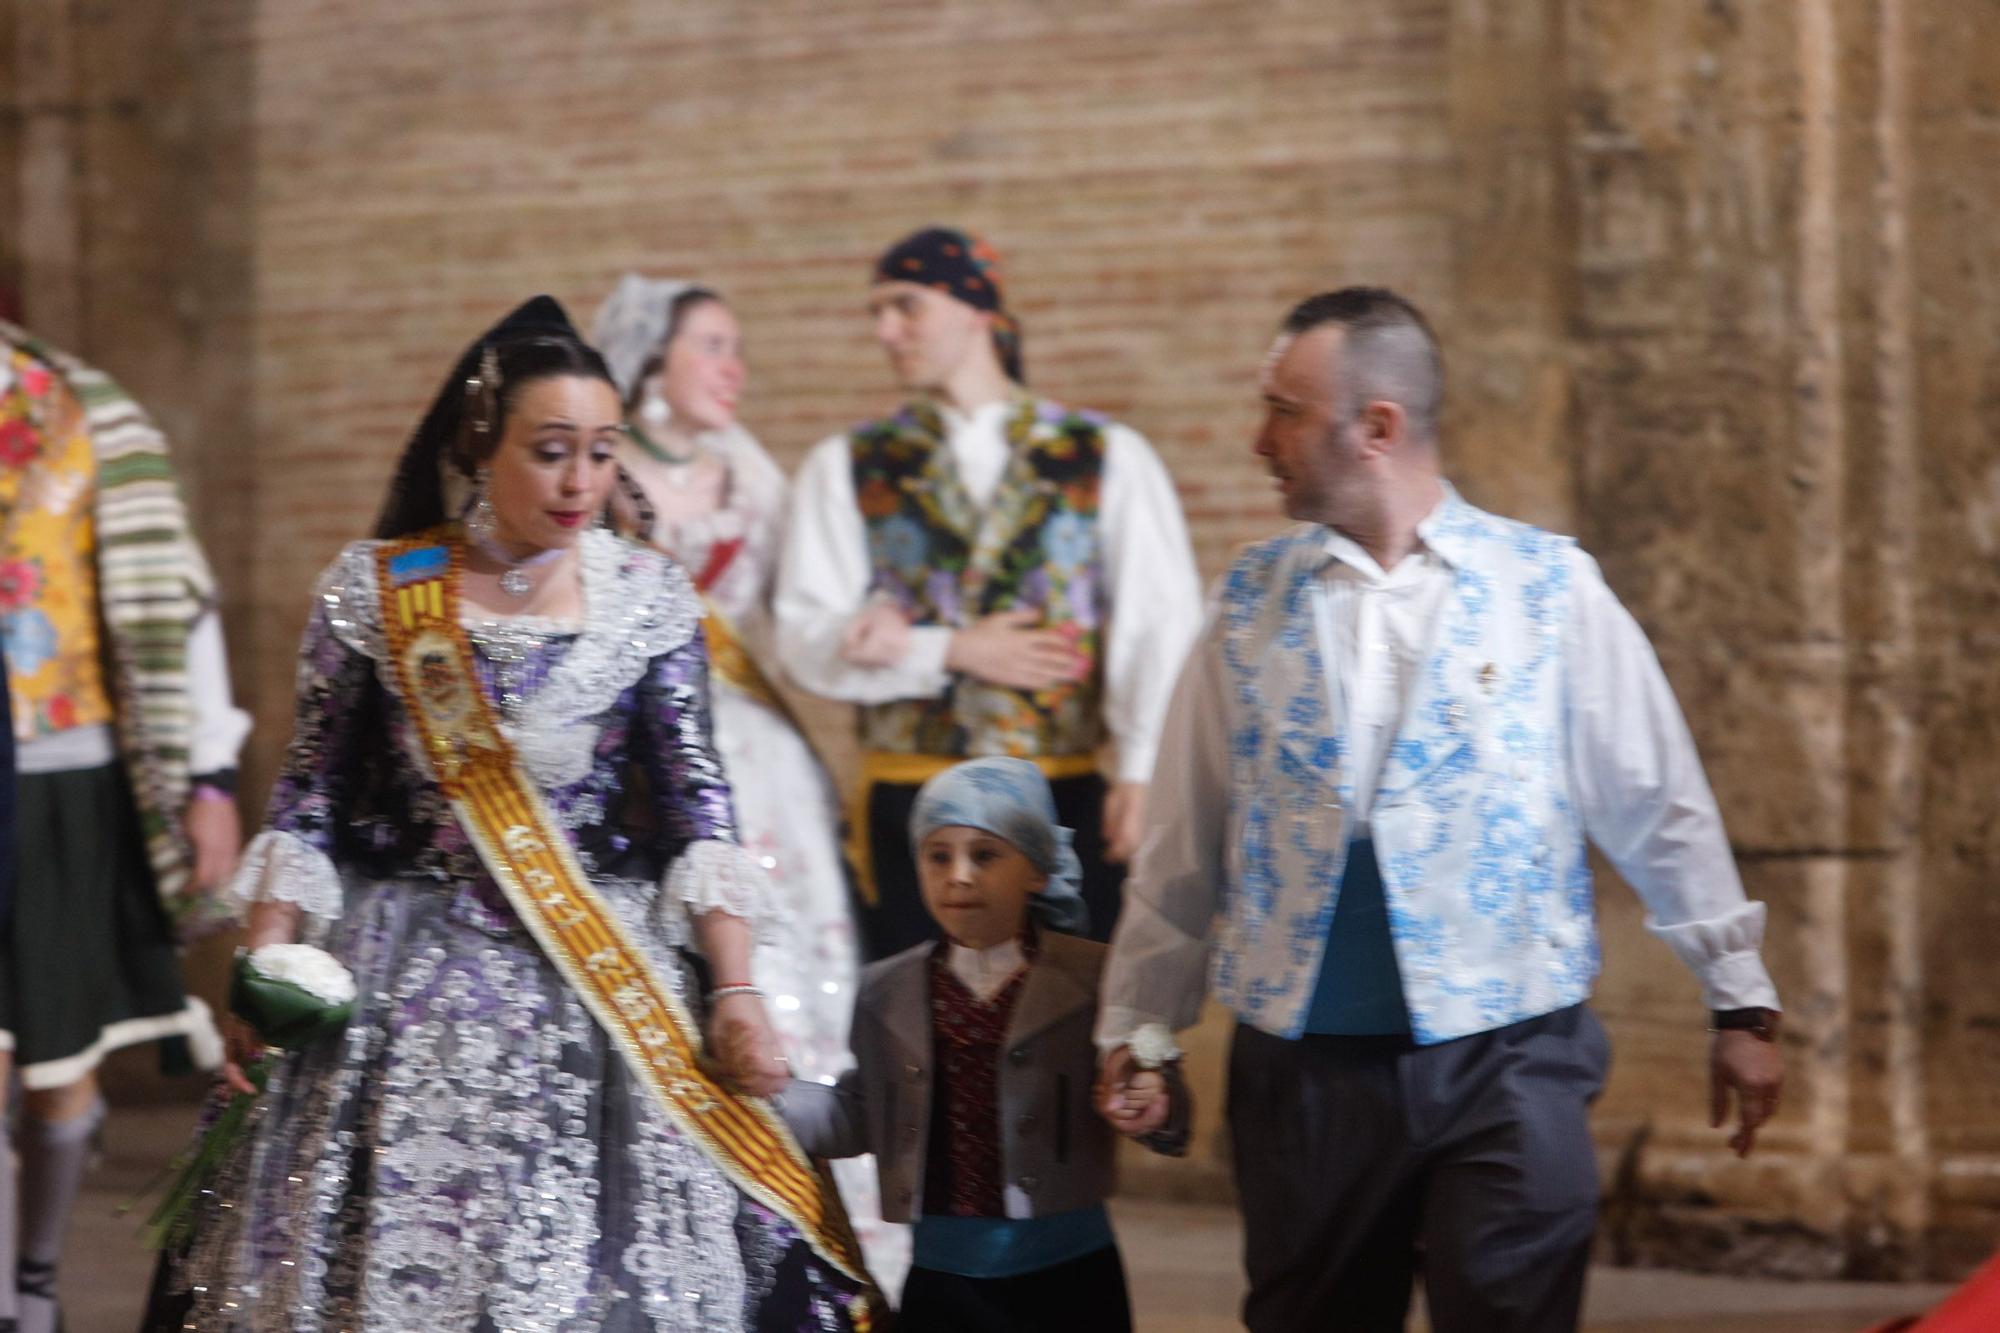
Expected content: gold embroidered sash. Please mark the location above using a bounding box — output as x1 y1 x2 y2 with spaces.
700 602 796 724
374 532 874 1314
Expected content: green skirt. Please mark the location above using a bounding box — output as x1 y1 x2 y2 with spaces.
0 762 216 1089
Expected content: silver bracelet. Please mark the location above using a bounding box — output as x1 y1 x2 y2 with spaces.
707 983 765 1004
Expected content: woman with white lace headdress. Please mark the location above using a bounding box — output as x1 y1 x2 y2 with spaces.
593 275 910 1300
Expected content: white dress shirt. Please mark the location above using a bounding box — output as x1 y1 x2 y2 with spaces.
1312 523 1455 832
773 398 1203 783
946 936 1029 1004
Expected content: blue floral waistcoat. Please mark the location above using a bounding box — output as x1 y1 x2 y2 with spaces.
849 394 1105 758
1216 495 1596 1044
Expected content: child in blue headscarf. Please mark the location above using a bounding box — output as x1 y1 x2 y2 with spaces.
779 757 1187 1330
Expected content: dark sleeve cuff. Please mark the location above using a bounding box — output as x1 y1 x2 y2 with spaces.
1137 1061 1194 1159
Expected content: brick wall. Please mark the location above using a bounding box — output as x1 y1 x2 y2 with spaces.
242 0 1459 721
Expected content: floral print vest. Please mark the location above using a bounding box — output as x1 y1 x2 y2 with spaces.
1212 500 1593 1045
0 349 114 741
850 394 1105 758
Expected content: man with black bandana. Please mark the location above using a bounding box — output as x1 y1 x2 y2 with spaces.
775 226 1202 961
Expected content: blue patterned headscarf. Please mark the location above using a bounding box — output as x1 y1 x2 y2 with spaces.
909 758 1088 936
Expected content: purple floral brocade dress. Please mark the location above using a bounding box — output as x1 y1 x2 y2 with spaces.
146 530 868 1332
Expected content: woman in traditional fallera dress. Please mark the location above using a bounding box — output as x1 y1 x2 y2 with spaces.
591 275 910 1300
143 297 874 1331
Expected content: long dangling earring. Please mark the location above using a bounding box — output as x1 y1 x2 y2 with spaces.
460 342 502 543
640 380 671 429
464 464 498 543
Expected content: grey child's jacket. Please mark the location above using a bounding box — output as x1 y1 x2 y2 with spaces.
778 931 1181 1224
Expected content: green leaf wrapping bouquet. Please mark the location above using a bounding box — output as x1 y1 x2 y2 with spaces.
140 944 356 1249
228 942 357 1048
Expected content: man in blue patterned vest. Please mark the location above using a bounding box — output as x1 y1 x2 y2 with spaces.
1096 289 1786 1332
775 228 1202 961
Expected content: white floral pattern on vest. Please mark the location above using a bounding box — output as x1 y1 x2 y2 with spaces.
1214 493 1595 1045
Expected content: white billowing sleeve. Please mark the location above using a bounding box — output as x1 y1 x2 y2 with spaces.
187 609 252 776
1099 424 1204 783
771 433 952 703
1096 608 1230 1048
1565 549 1781 1013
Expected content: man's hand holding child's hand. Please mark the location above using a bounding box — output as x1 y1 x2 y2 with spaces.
1096 1046 1175 1139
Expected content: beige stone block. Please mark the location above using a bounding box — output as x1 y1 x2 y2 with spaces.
1447 339 1577 535
1646 645 1853 853
1573 349 1831 647
1909 654 2000 1157
1596 858 1836 1150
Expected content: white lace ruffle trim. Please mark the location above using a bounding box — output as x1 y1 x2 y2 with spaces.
226 830 345 922
662 839 773 928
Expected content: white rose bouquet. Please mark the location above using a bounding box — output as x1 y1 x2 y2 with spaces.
228 943 358 1047
141 944 356 1248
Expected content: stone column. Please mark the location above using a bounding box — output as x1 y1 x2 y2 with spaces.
1561 0 1990 1280
1889 0 2000 1281
1445 0 1578 533
1563 0 1848 1275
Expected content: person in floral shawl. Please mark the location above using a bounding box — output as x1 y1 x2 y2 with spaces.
773 227 1202 962
0 322 247 1333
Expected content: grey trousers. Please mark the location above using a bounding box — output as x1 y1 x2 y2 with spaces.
1227 1005 1611 1333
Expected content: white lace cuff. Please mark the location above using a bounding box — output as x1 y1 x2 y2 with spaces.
227 830 345 922
663 839 773 927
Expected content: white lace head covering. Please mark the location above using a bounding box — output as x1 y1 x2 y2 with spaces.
590 275 788 612
589 274 715 404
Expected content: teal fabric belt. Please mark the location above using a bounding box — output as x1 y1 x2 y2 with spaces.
1303 837 1413 1035
911 1204 1115 1278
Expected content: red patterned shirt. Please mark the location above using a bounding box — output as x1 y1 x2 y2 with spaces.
925 936 1036 1217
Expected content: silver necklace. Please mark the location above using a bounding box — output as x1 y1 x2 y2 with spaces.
472 536 565 600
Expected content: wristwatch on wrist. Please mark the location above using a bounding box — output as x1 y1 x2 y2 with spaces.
1709 1007 1781 1042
